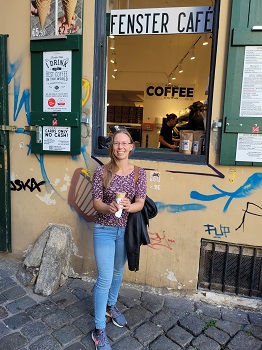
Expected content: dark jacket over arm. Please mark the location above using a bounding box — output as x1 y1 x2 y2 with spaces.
125 196 158 271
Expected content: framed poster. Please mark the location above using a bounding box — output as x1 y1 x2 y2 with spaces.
43 50 72 112
240 46 262 117
31 0 83 38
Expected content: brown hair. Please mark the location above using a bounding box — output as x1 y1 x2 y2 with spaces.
103 130 134 188
166 113 178 122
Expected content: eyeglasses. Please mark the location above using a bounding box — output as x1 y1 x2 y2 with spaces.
112 142 132 147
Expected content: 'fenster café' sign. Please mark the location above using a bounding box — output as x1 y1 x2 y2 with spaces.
110 6 213 36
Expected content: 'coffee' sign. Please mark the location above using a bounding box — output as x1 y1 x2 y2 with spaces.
145 84 195 100
110 6 213 35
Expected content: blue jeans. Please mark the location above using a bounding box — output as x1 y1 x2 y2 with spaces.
93 224 127 330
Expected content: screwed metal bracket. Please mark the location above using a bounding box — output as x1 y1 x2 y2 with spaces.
0 125 17 132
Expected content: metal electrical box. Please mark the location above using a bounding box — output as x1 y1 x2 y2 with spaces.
30 34 82 154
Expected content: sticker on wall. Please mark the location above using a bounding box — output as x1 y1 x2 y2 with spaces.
43 126 71 151
150 171 160 182
30 0 83 38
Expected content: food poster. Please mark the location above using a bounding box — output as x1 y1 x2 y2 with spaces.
31 0 83 38
43 50 72 112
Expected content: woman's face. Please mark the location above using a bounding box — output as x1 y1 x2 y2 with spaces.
112 133 134 160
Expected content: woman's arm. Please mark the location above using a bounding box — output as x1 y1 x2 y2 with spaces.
93 198 121 215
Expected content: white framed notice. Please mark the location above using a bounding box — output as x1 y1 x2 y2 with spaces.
240 46 262 117
43 51 72 112
236 133 262 162
43 126 71 151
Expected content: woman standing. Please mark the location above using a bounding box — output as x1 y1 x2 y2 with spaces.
91 130 147 350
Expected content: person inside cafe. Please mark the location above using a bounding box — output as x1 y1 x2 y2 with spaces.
159 113 178 149
185 101 205 131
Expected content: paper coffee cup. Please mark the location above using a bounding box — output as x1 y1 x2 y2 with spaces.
116 192 126 199
115 192 125 217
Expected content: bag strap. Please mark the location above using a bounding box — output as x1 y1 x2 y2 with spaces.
134 165 139 184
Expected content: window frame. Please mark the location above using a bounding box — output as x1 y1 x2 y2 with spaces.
92 0 221 164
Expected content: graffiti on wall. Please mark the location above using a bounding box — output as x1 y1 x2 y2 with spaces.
8 58 30 124
10 178 45 192
204 224 231 238
148 231 175 250
191 172 262 212
235 202 262 232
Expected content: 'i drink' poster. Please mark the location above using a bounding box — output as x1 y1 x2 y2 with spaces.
30 0 83 38
43 51 72 112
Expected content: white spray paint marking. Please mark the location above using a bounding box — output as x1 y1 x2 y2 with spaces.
54 178 60 186
60 184 67 192
64 174 71 186
19 142 24 150
10 172 15 181
36 190 56 205
166 270 178 282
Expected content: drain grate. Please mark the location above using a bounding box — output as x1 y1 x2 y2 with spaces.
198 239 262 297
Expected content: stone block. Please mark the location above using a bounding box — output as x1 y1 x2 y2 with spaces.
0 305 8 319
150 334 182 350
133 321 163 346
178 314 206 336
6 296 37 314
23 228 50 268
4 312 32 330
151 307 179 332
2 285 26 300
167 325 194 347
0 332 27 350
221 308 249 325
21 320 49 341
34 224 72 296
227 331 262 350
123 305 152 330
205 325 230 345
29 334 62 350
112 335 143 350
52 324 83 346
192 334 220 350
215 319 242 337
42 309 73 329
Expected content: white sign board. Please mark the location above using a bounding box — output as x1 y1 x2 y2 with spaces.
43 126 71 151
236 133 262 162
43 51 72 112
240 46 262 117
110 6 213 35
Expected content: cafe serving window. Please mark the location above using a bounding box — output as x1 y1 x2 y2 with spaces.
92 0 220 163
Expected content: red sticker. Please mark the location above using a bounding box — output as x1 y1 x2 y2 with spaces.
252 126 260 133
48 98 56 107
52 119 58 126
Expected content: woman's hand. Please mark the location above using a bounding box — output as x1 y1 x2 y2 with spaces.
108 201 120 214
121 198 132 213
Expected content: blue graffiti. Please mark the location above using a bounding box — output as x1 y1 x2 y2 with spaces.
156 202 206 213
8 58 30 124
190 172 262 212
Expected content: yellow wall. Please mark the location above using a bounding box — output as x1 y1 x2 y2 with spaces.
1 0 262 292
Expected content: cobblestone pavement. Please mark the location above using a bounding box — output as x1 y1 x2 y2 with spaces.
0 259 262 350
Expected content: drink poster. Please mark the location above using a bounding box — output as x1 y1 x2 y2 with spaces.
43 50 72 112
31 0 83 38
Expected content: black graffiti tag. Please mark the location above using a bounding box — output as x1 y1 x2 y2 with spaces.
10 178 46 192
235 202 262 231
